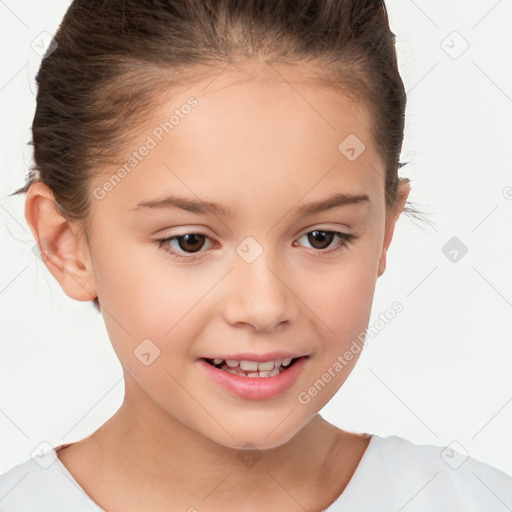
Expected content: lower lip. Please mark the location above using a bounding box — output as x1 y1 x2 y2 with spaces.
198 357 308 400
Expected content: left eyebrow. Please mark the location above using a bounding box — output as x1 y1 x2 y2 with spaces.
130 192 370 218
295 192 370 216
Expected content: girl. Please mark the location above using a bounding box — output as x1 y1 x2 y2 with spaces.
1 0 510 510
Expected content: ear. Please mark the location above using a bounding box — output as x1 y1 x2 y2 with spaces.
378 179 411 277
24 181 98 302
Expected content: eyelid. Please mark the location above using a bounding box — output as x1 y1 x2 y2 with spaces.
154 231 215 261
155 225 356 261
294 223 355 244
297 223 351 236
294 228 356 255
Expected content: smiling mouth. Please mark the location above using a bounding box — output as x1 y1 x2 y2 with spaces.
202 357 303 378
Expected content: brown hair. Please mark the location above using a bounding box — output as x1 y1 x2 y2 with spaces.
12 0 424 312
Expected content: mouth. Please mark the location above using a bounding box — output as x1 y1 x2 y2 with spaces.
201 356 303 378
198 355 310 400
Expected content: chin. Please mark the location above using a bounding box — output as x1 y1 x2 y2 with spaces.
198 415 309 451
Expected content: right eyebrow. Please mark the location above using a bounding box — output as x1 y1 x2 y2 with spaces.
131 195 234 218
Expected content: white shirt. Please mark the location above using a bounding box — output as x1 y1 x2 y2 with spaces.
0 434 510 511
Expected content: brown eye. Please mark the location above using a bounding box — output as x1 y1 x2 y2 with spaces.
295 229 356 257
156 232 215 261
175 233 207 253
306 230 336 250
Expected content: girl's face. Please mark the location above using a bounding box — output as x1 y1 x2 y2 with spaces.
79 63 408 449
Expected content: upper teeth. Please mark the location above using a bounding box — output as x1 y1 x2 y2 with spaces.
212 358 293 370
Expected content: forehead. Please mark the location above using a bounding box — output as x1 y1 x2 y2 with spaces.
170 61 375 161
90 61 385 217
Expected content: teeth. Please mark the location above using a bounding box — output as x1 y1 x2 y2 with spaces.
225 367 281 378
209 357 299 376
240 360 259 371
257 360 275 371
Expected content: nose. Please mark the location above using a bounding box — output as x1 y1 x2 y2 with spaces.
222 250 298 332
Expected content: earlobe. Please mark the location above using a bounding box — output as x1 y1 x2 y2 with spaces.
24 182 98 302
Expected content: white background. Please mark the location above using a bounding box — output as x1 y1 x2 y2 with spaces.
1 0 511 479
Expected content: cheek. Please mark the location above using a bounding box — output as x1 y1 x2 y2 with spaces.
92 253 204 413
296 252 377 399
90 241 218 371
319 289 374 372
91 238 192 331
293 264 376 412
302 252 377 336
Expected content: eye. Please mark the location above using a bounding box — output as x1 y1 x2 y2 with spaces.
294 229 356 257
154 228 356 262
154 232 215 261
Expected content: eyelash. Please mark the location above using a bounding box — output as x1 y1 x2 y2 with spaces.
154 229 356 262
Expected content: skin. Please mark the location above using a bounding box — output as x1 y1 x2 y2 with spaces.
25 60 410 511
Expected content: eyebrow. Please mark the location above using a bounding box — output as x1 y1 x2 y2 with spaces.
131 192 370 218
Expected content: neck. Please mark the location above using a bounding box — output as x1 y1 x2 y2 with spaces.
73 372 362 511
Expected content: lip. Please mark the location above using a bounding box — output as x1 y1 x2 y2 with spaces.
200 352 306 362
198 356 309 400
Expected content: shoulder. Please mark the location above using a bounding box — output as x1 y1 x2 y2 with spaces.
0 447 103 511
333 434 512 512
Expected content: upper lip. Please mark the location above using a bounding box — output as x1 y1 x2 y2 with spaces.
201 352 309 362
